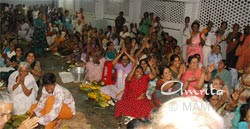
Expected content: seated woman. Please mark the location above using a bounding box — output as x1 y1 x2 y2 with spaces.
139 59 150 74
3 42 16 63
215 60 232 94
205 81 240 129
7 46 25 69
58 34 77 56
85 51 106 82
50 31 65 56
169 54 186 79
18 20 32 42
7 62 38 115
167 45 184 64
105 42 117 61
101 47 135 100
115 59 156 119
1 46 25 84
238 102 250 129
182 55 215 98
25 51 42 86
154 66 182 108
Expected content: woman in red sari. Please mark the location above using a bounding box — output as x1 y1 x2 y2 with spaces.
236 25 250 71
115 59 157 119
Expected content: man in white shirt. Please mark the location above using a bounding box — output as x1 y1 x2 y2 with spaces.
30 73 75 129
74 19 83 34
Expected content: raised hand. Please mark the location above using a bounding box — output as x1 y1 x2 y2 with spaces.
207 63 216 73
148 58 156 68
231 89 240 101
201 66 206 74
121 45 126 54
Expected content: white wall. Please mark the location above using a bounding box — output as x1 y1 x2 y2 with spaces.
58 0 74 13
58 0 201 44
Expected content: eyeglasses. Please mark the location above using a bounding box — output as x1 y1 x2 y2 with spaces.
0 112 12 119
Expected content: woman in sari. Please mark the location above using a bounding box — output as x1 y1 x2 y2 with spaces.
226 23 242 68
7 62 38 115
182 55 214 98
33 12 47 56
169 54 186 79
186 22 205 63
139 12 152 37
115 59 156 119
236 25 250 71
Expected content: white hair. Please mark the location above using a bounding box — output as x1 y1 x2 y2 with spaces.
18 62 31 72
149 96 224 129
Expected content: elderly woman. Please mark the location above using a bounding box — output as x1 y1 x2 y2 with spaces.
7 62 38 115
149 97 224 129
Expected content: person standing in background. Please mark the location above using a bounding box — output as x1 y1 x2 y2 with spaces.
33 12 47 57
115 11 126 35
182 16 191 63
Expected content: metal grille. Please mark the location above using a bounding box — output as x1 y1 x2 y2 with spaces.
104 0 129 16
79 0 96 13
199 0 250 30
141 0 185 24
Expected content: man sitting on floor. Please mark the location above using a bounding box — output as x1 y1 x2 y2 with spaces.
30 73 75 129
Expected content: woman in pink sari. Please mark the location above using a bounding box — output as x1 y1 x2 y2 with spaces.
186 22 205 63
182 55 215 98
236 26 250 71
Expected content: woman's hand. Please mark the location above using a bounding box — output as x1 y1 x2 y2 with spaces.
17 75 25 84
207 64 216 73
201 66 206 74
186 77 197 82
179 64 186 74
148 58 156 68
137 93 146 100
18 117 39 129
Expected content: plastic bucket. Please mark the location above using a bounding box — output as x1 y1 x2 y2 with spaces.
70 67 86 83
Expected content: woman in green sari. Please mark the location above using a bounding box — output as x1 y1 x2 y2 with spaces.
139 12 152 37
33 12 47 56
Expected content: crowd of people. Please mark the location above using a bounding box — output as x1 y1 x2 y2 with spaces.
0 3 250 129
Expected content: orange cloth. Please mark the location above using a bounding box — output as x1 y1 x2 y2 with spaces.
50 36 64 52
30 96 73 129
201 28 208 35
236 35 250 70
